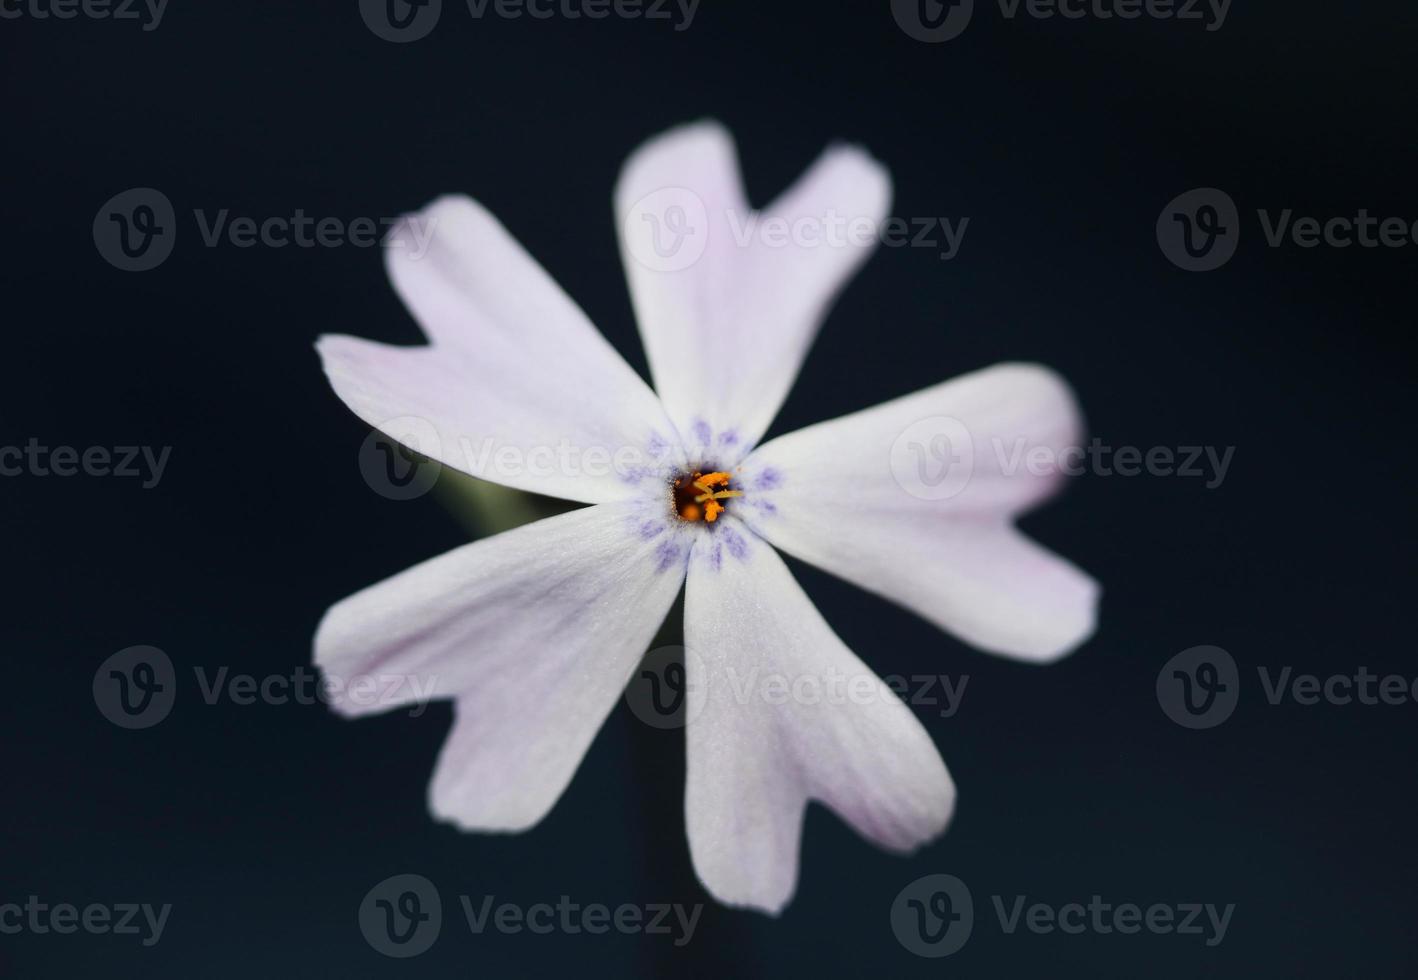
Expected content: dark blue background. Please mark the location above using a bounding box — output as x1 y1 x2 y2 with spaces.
3 1 1416 976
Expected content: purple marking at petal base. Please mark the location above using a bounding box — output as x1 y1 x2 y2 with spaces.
691 419 712 445
654 540 681 573
755 467 783 490
646 432 669 458
720 526 749 561
718 429 739 448
639 521 665 541
707 542 723 572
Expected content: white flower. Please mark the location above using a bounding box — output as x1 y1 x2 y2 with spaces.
314 121 1099 914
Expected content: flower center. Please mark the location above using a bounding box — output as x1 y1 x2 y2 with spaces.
671 470 742 523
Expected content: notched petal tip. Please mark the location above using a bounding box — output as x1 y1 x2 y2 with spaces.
808 141 894 215
989 359 1080 398
985 360 1087 440
1002 570 1102 664
380 193 481 271
311 599 395 720
690 856 798 918
623 117 733 162
694 782 956 918
614 118 740 207
426 780 549 837
884 779 957 855
312 332 418 407
716 888 795 919
313 332 376 366
955 555 1099 665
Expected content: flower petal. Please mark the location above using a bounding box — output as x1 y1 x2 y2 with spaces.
314 501 690 831
683 529 954 914
736 363 1099 662
318 195 682 504
615 121 891 461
